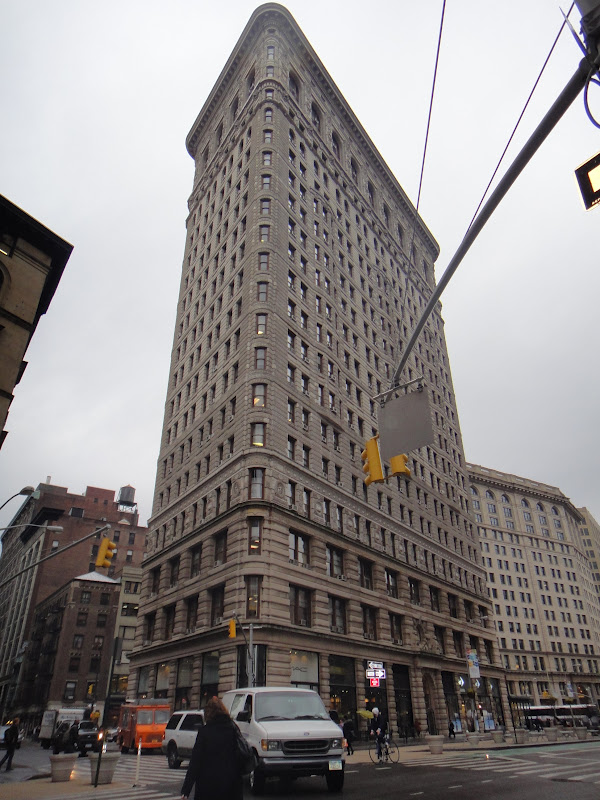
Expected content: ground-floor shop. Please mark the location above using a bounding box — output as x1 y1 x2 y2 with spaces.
128 636 510 736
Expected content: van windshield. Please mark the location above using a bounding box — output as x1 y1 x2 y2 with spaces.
137 710 153 725
255 692 329 721
155 710 170 724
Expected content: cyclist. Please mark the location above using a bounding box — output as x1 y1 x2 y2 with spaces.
369 707 388 761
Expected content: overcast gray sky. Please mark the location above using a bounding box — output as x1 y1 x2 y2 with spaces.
1 0 599 531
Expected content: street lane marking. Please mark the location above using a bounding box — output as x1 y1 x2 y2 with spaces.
480 779 494 783
409 792 424 796
447 785 463 789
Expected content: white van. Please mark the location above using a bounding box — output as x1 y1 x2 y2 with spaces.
222 686 345 794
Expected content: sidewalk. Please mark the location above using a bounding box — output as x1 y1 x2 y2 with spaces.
1 733 597 799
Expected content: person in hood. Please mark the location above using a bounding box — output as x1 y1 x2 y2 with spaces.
180 697 243 800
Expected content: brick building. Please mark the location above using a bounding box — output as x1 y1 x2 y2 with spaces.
129 4 508 736
16 571 121 727
0 482 146 720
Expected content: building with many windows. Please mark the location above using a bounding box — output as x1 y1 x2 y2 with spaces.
470 463 600 716
0 482 146 721
129 3 507 736
578 508 600 601
16 570 121 729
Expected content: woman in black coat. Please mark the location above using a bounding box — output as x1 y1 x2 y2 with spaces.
180 696 243 800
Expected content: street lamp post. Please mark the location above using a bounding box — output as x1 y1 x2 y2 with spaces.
0 486 35 512
0 524 110 590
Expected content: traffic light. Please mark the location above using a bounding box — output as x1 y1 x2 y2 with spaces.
95 537 117 568
390 453 411 478
228 619 237 638
361 436 385 486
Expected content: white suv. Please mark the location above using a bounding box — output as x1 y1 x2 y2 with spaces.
161 710 204 769
222 687 345 794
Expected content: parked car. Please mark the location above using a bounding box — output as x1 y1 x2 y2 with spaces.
222 687 345 794
161 710 205 769
105 727 119 742
76 721 101 754
0 724 24 749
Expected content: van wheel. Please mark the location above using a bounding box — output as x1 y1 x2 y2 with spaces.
249 767 265 795
326 772 344 792
167 743 182 769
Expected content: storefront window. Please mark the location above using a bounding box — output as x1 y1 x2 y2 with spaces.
176 657 194 710
290 650 319 691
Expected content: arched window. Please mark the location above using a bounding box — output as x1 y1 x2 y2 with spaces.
521 499 529 508
311 103 321 132
470 487 479 496
350 157 359 182
247 68 255 96
331 131 341 160
501 494 510 504
551 506 559 515
289 73 300 101
536 502 545 512
485 490 495 500
367 180 375 206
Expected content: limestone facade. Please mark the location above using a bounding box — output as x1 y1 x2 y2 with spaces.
129 4 507 736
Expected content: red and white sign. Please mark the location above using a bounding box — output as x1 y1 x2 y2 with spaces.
369 678 380 688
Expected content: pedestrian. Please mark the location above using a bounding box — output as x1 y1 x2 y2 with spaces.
448 720 456 739
0 718 20 771
414 718 421 739
342 715 355 756
180 696 243 800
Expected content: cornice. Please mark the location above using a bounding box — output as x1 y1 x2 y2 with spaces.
185 3 438 258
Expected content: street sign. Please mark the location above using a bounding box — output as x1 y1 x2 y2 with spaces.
366 668 386 679
367 661 384 670
370 678 380 688
378 389 434 460
575 150 600 210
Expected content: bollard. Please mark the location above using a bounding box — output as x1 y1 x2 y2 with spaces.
133 737 142 787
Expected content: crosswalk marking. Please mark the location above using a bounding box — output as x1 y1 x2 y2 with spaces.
400 748 600 786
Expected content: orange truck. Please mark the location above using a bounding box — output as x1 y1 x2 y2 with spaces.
117 701 171 752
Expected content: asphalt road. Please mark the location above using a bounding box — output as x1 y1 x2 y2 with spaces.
5 739 600 800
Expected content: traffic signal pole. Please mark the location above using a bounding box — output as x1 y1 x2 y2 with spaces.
0 524 111 590
390 51 600 393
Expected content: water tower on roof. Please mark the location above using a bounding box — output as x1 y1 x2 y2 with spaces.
117 485 136 510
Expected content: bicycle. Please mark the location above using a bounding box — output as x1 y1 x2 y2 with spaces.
369 733 399 764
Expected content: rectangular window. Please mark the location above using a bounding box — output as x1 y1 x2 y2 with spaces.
385 570 398 598
246 576 261 618
358 559 373 590
289 531 309 563
211 585 225 625
362 605 377 639
250 468 265 499
248 518 262 554
326 545 344 577
290 585 311 626
329 595 346 633
214 531 227 565
255 347 266 369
